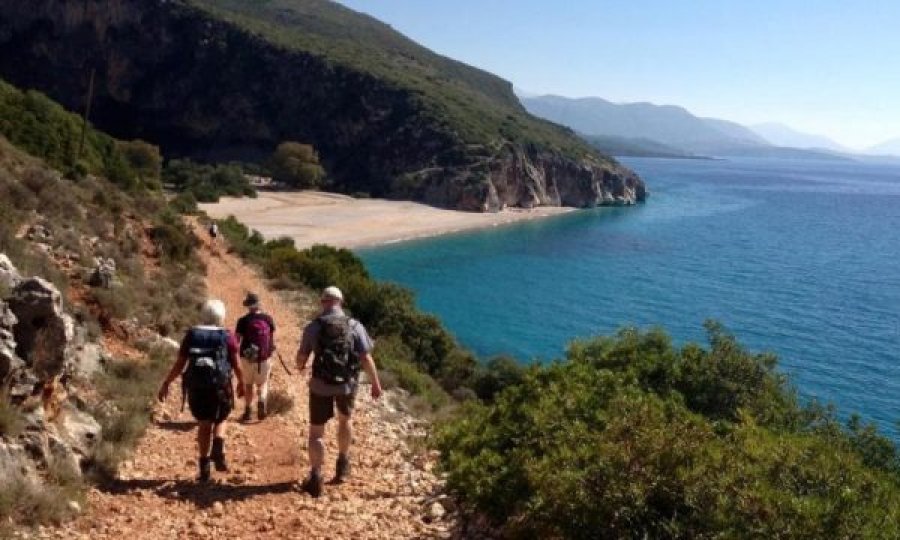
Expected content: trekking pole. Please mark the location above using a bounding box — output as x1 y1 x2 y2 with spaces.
276 351 293 376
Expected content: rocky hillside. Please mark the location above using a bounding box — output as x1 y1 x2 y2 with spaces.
0 0 645 211
0 97 203 529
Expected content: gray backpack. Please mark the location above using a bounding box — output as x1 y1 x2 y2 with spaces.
313 314 359 384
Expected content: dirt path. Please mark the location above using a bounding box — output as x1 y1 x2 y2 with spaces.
40 222 455 539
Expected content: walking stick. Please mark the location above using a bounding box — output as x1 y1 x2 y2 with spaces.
276 351 293 376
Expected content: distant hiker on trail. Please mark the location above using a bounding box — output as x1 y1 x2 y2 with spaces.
208 222 219 242
296 286 383 497
157 299 245 482
235 292 276 422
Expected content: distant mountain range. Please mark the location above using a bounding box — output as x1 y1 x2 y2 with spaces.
868 137 900 156
518 94 860 162
749 123 849 153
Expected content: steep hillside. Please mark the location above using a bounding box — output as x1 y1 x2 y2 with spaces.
520 94 767 155
0 0 645 211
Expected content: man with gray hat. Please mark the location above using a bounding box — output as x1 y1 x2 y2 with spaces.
235 292 276 422
296 285 383 497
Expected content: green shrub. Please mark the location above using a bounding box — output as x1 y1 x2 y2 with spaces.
0 79 151 190
269 141 326 188
163 159 255 206
436 326 900 538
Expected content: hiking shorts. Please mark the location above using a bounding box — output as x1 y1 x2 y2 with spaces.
187 387 233 424
239 358 272 386
309 390 356 425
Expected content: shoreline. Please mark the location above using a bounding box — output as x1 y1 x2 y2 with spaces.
199 191 575 250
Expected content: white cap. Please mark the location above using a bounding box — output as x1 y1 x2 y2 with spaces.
322 286 344 302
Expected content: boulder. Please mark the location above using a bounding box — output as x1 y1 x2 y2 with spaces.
7 277 74 380
0 253 20 290
69 342 103 377
57 404 101 460
0 440 37 480
0 301 22 380
88 256 117 288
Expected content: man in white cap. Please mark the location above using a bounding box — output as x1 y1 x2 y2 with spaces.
295 285 383 497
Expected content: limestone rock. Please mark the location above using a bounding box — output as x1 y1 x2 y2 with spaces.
0 253 20 290
7 277 74 379
88 257 117 289
69 342 103 377
57 404 101 460
0 301 21 379
427 501 446 521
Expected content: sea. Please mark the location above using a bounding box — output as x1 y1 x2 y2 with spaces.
359 157 900 437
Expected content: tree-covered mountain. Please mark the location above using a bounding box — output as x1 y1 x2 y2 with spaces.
520 94 767 155
0 0 645 211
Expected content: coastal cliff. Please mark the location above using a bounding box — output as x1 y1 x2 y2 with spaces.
0 0 646 210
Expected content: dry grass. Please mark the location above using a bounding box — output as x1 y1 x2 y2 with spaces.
0 389 23 437
265 388 295 416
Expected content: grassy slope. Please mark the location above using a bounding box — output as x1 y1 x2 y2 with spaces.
186 0 607 162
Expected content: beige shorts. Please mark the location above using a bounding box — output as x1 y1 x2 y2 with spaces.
239 357 271 386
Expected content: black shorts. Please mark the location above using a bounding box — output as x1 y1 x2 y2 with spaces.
309 390 356 425
187 387 233 423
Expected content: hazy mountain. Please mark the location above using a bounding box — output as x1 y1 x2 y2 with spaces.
751 123 849 152
868 138 900 157
520 94 768 155
580 134 699 159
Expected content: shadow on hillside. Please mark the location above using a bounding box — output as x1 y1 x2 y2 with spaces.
98 478 299 508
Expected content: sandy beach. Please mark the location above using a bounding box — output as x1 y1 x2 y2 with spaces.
200 191 573 250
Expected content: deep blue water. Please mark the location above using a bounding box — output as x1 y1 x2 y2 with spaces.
360 157 900 436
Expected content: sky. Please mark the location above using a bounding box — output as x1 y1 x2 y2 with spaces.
337 1 900 150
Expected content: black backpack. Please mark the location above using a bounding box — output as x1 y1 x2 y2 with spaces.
313 314 359 385
182 327 232 398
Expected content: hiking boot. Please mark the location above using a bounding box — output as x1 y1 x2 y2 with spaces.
211 437 228 472
240 407 252 423
257 400 267 421
301 470 323 498
198 457 211 483
334 454 351 484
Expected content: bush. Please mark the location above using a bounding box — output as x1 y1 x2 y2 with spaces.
0 79 150 190
265 389 295 416
269 141 325 188
436 326 900 538
0 470 83 527
163 159 255 206
87 347 173 481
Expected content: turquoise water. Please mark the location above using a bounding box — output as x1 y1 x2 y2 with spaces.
360 158 900 436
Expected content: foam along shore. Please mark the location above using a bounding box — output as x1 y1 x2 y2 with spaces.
199 191 574 250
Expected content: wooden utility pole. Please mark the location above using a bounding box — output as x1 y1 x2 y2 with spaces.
77 67 96 162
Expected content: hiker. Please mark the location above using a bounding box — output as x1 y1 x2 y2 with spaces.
208 221 219 242
157 299 244 482
235 292 276 422
296 286 383 497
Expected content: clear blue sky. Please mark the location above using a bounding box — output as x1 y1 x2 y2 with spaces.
337 0 899 149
